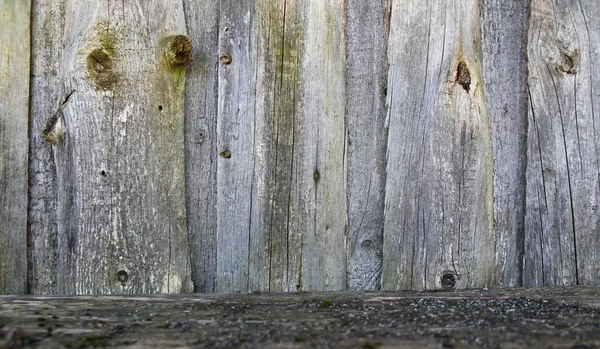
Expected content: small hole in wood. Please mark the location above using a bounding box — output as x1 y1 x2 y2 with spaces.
100 170 107 177
441 273 456 290
313 170 321 183
456 61 471 93
158 105 163 111
219 150 232 158
220 54 232 65
117 270 129 285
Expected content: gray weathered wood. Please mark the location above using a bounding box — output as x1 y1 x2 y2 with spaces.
182 0 220 293
525 0 600 286
0 0 30 294
382 0 495 290
345 0 388 290
296 0 347 291
215 0 257 293
481 0 529 287
28 0 66 295
46 1 192 294
216 0 347 293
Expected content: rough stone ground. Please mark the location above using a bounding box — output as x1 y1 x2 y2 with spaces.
2 287 600 348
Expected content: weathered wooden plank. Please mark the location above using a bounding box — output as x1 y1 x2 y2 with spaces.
345 0 388 290
248 0 304 292
182 0 220 293
47 1 192 294
0 0 30 294
525 0 600 286
297 0 347 291
480 0 529 287
382 0 495 291
28 0 67 295
215 0 257 293
215 0 347 293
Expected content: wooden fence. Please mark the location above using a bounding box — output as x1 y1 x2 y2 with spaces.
0 0 598 295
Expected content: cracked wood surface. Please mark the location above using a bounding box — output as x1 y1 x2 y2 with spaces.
0 0 30 294
382 0 495 290
525 0 600 287
2 0 599 295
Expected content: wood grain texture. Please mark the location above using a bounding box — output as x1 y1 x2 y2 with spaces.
28 0 64 295
0 0 30 294
525 0 600 287
215 0 347 293
182 0 220 293
49 0 192 294
345 0 388 290
382 0 495 291
481 0 529 287
298 0 347 291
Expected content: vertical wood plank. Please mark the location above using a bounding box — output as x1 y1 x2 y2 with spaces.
382 0 495 290
0 0 30 294
51 0 192 294
28 0 64 295
345 0 388 290
481 0 529 287
215 0 257 293
525 0 600 286
299 0 347 291
183 0 220 293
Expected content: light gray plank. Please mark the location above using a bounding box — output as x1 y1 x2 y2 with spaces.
28 0 65 295
345 0 388 290
382 0 495 291
0 0 30 294
298 0 347 291
183 0 220 293
50 0 192 294
215 0 257 293
480 0 529 287
525 0 600 286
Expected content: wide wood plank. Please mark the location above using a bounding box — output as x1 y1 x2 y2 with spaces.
382 0 495 291
49 1 192 294
480 0 529 287
0 0 30 294
525 0 600 286
345 0 388 290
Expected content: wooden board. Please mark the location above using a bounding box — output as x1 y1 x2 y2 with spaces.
28 0 66 295
182 0 220 293
345 0 389 290
480 0 529 287
0 0 30 294
45 1 192 294
382 0 495 291
525 0 600 286
215 0 347 292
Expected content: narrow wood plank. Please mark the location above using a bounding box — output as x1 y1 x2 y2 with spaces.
480 0 529 287
298 0 347 291
28 0 65 295
248 0 304 292
0 0 30 294
382 0 495 291
345 0 388 290
525 0 600 286
182 0 220 293
215 0 257 293
49 1 192 294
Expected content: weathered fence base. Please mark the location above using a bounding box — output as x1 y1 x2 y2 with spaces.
2 286 600 348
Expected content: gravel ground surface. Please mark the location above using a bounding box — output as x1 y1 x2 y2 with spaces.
2 287 600 348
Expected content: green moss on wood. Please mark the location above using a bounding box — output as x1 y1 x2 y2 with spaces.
86 24 118 90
